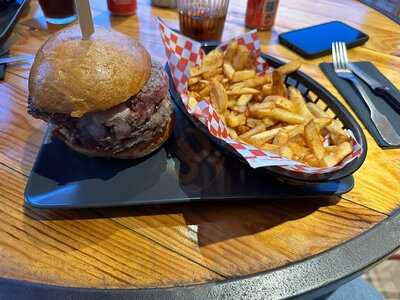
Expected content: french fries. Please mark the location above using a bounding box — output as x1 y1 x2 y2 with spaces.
302 153 320 167
288 86 314 121
236 125 250 135
231 105 247 113
226 112 246 128
232 70 256 82
320 141 352 167
223 63 235 80
237 94 253 106
314 117 333 129
269 96 295 112
246 118 262 128
248 108 272 119
227 87 260 96
262 117 276 128
202 67 222 79
289 134 307 146
271 70 286 96
262 83 273 96
187 93 198 110
190 65 205 77
288 142 309 159
327 120 349 145
202 49 223 70
224 41 238 63
273 130 289 146
240 124 266 140
232 45 252 70
198 85 210 97
187 40 353 168
242 73 271 88
188 77 200 86
277 60 301 75
228 127 238 139
279 146 293 159
304 120 325 160
249 128 281 147
267 108 305 124
306 102 329 118
260 143 280 153
210 80 228 113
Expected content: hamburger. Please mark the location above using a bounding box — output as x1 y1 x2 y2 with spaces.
28 25 174 159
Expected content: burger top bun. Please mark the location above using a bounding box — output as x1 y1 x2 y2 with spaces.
28 25 151 117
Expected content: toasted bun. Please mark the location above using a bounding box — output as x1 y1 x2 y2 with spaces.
55 114 175 159
29 25 151 117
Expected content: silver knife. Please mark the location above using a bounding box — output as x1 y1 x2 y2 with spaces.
349 63 400 114
0 55 34 65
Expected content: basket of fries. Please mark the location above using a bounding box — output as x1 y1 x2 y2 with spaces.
159 20 367 184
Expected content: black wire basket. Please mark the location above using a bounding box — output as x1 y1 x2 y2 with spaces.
167 43 367 184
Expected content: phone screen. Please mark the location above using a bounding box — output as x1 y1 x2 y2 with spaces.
279 21 368 58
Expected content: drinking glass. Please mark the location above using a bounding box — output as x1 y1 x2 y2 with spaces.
177 0 230 41
38 0 77 25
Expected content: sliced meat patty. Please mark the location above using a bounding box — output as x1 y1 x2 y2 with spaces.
58 95 173 153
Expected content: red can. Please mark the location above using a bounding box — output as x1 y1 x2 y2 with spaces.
245 0 280 30
107 0 137 16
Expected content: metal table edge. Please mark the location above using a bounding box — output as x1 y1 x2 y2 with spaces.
0 209 399 300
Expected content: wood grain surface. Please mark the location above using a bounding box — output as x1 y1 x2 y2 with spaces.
0 0 399 289
0 164 223 288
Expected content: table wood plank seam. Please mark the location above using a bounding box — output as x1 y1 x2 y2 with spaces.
96 220 382 280
338 196 394 216
2 195 225 284
0 164 226 281
0 161 26 179
95 213 229 278
5 69 29 81
0 165 226 280
96 204 387 277
0 203 137 285
358 46 400 61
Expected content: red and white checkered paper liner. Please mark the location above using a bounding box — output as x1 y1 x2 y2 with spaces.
158 18 362 174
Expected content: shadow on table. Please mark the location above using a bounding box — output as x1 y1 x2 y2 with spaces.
22 109 341 246
26 196 340 247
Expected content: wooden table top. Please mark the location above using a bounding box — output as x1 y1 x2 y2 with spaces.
1 0 400 297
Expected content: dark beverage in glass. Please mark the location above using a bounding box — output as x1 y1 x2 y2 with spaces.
177 0 229 41
38 0 77 25
179 9 226 41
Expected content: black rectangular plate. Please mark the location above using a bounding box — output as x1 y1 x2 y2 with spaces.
25 101 353 209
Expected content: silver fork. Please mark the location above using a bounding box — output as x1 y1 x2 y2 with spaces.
332 42 400 145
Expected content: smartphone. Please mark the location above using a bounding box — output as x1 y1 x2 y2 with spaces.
278 21 369 59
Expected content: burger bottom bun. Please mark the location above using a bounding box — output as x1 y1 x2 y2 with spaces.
54 112 175 159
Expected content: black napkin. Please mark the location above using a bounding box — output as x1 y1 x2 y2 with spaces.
320 61 400 148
